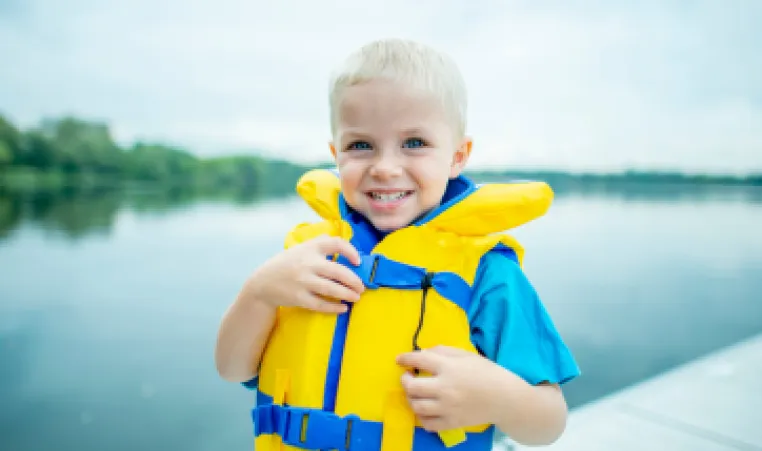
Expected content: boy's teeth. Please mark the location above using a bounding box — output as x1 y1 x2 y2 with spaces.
371 191 406 201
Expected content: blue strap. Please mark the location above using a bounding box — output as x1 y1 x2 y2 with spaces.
252 404 493 451
253 404 375 451
345 254 472 312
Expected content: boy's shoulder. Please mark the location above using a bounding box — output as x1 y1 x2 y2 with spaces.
469 247 583 386
472 245 523 292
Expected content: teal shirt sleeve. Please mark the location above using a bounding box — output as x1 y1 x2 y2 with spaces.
468 250 581 386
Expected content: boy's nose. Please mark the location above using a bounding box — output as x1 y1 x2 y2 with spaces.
369 153 403 179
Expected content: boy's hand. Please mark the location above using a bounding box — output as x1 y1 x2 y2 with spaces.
243 235 365 314
396 346 513 432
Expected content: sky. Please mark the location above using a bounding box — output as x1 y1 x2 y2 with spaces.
1 0 760 174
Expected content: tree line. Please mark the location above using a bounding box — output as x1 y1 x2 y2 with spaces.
0 113 319 193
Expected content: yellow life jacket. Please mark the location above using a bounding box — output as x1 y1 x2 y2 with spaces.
251 168 553 451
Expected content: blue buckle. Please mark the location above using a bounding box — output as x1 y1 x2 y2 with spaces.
354 254 380 289
281 408 358 451
253 405 384 451
253 404 289 438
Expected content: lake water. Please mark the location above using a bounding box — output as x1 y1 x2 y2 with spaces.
1 182 761 451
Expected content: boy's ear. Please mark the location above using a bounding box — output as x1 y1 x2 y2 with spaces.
329 141 338 160
449 137 473 178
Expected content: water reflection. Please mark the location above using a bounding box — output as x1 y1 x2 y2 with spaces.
0 183 292 242
548 180 762 204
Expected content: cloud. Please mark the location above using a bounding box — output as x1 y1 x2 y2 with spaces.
1 0 760 174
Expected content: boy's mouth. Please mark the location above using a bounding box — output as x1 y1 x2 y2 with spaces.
366 190 413 202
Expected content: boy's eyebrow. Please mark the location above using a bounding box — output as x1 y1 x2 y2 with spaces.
399 127 430 136
338 129 372 141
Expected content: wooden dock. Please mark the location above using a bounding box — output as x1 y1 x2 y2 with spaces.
502 333 762 450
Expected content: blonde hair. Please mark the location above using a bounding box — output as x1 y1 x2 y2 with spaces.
328 38 468 139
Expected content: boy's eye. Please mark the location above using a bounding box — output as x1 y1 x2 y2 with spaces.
403 138 426 148
346 141 372 151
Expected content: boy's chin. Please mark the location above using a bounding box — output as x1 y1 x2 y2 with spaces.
368 215 414 233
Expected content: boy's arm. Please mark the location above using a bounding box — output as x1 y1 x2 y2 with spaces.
469 249 580 443
488 372 568 445
214 282 277 383
215 234 365 383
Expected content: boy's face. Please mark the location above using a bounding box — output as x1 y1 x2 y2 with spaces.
330 78 471 232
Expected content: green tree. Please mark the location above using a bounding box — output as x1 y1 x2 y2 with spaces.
18 130 59 168
125 143 199 181
0 114 21 165
39 117 124 173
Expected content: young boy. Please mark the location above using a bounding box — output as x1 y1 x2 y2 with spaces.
215 38 580 450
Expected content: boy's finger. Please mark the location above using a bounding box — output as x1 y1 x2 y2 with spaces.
396 350 442 375
308 275 362 302
303 293 348 314
401 372 440 399
317 236 361 266
408 397 442 417
316 301 349 314
316 260 365 294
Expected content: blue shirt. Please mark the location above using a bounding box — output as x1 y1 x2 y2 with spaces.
468 250 580 385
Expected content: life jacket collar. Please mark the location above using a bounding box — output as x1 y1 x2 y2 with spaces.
295 168 554 236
